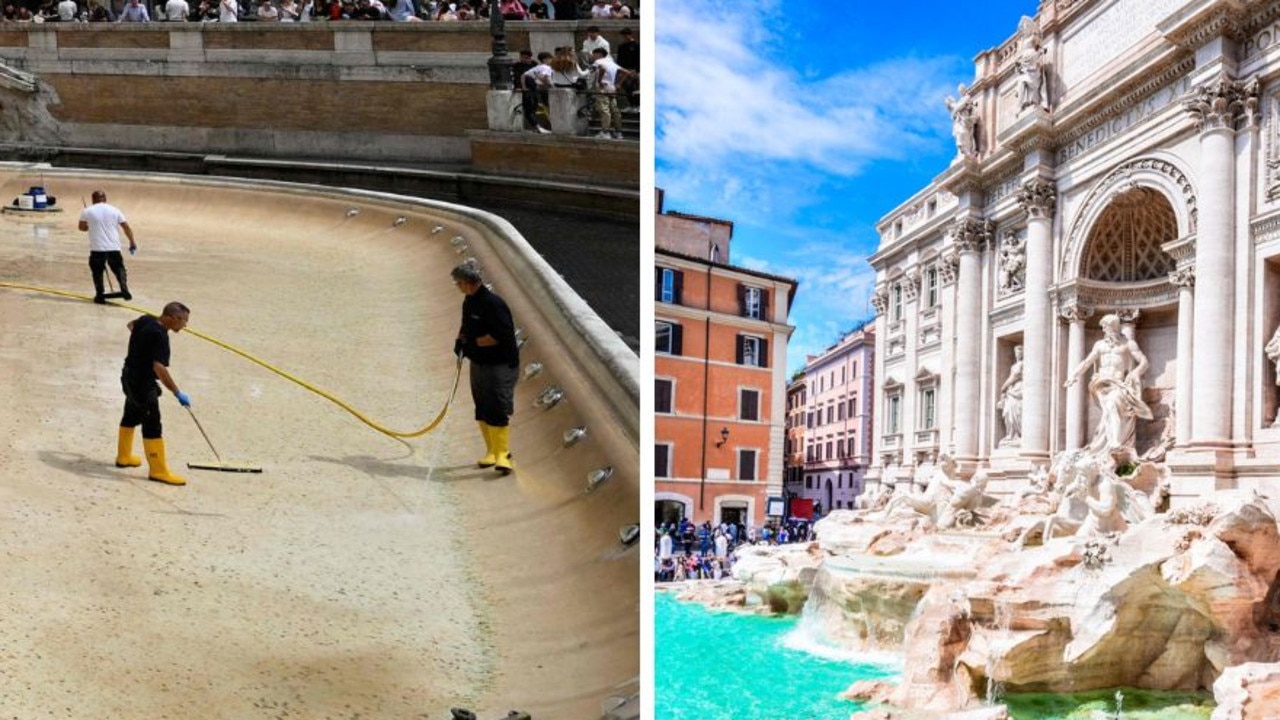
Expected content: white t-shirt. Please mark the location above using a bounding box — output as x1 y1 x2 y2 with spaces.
80 203 129 252
581 35 609 58
219 0 237 21
165 0 189 19
592 55 619 92
522 63 552 86
56 0 76 20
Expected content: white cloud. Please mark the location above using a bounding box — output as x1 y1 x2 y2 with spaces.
656 1 965 176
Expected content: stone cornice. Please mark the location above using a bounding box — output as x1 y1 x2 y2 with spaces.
1052 56 1196 153
1251 208 1280 244
1160 3 1251 50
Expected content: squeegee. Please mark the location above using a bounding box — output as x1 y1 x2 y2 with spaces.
185 407 263 473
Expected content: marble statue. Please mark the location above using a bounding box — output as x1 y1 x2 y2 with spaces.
945 84 977 157
1013 451 1152 548
881 453 957 524
998 345 1024 445
1064 314 1152 463
998 230 1026 293
1014 16 1048 112
1266 322 1280 386
936 470 993 529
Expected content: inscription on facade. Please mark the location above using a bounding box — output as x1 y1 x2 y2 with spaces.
1060 0 1182 88
1057 75 1193 164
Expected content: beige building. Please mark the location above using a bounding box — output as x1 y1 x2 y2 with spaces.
866 0 1280 502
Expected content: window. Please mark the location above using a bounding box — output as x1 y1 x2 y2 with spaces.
920 388 937 430
655 443 671 478
655 378 674 414
656 267 684 304
837 439 844 457
805 476 812 489
656 321 683 355
926 267 939 307
849 395 857 417
892 283 903 322
738 449 757 481
737 335 768 368
807 411 813 428
740 285 768 320
837 403 845 421
739 388 760 421
825 441 832 460
826 406 833 424
887 394 901 434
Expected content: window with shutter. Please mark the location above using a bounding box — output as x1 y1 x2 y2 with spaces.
655 379 673 414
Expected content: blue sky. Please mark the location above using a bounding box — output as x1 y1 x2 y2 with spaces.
655 0 1039 373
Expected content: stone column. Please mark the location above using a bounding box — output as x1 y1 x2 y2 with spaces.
1170 268 1196 446
901 268 921 461
1018 180 1056 458
1060 304 1092 451
1183 75 1256 447
868 286 889 487
951 218 990 462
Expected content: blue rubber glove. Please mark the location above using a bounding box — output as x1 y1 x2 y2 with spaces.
176 391 191 408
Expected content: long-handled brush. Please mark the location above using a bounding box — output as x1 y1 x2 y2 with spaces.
185 406 263 473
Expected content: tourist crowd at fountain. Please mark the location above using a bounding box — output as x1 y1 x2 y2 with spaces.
654 518 814 583
7 0 632 23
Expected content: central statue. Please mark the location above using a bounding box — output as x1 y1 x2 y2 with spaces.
1064 314 1152 463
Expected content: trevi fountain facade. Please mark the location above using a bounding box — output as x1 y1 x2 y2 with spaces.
678 1 1280 717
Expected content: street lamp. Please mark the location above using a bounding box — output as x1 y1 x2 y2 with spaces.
715 427 730 448
487 0 513 90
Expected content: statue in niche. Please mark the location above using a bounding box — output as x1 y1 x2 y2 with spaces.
998 230 1026 293
945 84 978 158
1064 314 1152 464
1267 323 1280 426
1014 15 1048 112
997 345 1024 445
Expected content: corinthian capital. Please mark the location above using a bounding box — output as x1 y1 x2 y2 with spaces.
870 285 889 315
1168 267 1196 288
951 217 993 254
1184 73 1260 131
1018 179 1056 220
1059 303 1093 324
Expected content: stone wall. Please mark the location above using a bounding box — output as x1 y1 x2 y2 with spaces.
0 20 636 164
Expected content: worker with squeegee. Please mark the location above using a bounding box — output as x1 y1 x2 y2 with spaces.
116 301 192 486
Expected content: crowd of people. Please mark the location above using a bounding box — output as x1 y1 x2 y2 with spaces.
654 517 815 583
7 0 634 23
513 24 638 137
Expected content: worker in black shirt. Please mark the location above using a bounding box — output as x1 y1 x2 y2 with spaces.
452 261 519 475
118 301 192 486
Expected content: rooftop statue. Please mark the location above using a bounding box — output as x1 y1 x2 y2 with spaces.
1015 15 1048 112
945 84 978 158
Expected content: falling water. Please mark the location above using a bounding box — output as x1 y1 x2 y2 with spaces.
1113 689 1125 719
986 597 1014 706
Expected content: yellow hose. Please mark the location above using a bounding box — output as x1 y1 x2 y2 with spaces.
0 281 461 439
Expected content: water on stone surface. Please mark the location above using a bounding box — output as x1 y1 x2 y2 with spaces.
655 592 1216 720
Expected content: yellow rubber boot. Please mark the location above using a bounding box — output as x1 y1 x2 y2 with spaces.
492 425 514 475
115 426 142 468
476 422 498 467
143 437 186 486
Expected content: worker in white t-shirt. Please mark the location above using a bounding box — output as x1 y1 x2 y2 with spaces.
78 190 138 303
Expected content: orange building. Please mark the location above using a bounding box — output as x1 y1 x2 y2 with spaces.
653 191 798 528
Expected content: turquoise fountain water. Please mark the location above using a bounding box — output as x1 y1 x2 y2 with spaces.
655 592 1216 719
